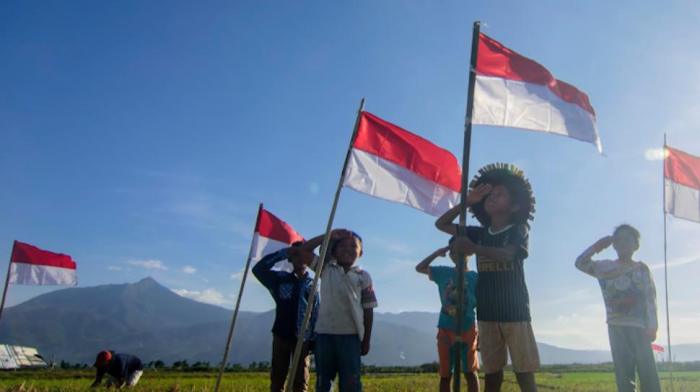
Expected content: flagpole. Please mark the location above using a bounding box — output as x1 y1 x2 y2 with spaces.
0 241 16 323
662 134 675 391
286 98 366 392
453 21 481 392
213 203 263 392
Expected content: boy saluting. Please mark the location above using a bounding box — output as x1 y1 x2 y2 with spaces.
437 163 539 392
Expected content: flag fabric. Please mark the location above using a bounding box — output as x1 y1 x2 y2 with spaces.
651 343 665 353
472 33 602 153
9 241 77 286
664 145 700 223
250 206 304 272
343 112 462 216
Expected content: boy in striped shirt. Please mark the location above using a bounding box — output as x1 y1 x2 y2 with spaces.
437 163 539 392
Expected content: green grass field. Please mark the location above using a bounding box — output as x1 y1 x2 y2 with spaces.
0 370 697 391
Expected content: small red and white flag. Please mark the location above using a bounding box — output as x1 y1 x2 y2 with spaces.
9 241 77 286
343 112 462 216
472 33 602 153
665 146 700 223
250 206 304 272
651 343 665 353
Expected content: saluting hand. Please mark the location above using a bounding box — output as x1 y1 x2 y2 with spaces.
593 236 614 253
466 183 493 205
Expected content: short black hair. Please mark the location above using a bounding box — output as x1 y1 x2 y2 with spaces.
330 231 363 257
614 224 640 245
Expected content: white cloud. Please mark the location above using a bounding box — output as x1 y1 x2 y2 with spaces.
644 147 667 161
649 255 700 270
107 266 122 271
128 259 167 270
309 182 320 195
182 265 197 274
172 288 230 307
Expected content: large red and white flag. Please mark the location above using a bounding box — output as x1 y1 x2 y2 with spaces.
250 206 304 272
343 112 462 216
472 33 602 152
665 146 700 223
9 241 77 286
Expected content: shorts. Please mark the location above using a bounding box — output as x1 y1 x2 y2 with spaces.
478 321 540 374
437 326 479 377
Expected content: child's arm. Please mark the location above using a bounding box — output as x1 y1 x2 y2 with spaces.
415 247 449 275
643 265 659 341
299 229 353 272
362 308 373 356
360 273 378 356
451 234 516 262
435 184 492 235
251 249 290 290
574 236 613 277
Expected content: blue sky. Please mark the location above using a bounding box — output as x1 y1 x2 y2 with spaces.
2 1 700 350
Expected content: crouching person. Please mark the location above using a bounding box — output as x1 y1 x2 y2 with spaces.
91 350 143 389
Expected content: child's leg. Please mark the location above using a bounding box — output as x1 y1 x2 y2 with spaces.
314 334 338 392
270 335 292 392
501 322 539 392
478 321 508 392
462 326 480 392
336 334 362 392
608 325 637 392
630 329 661 392
436 329 454 392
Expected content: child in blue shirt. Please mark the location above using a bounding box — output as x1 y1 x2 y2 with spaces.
416 236 479 392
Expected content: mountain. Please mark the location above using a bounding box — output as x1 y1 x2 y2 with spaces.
0 278 688 365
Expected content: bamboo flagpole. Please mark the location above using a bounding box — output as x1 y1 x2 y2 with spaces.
213 203 263 392
0 241 17 323
452 21 481 392
662 135 675 391
285 98 366 392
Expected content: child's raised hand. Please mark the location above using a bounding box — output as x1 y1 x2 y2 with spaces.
593 236 614 252
437 246 449 257
466 183 493 205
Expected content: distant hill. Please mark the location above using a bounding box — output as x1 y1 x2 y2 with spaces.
0 278 690 366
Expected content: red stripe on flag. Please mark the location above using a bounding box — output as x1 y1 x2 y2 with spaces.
11 241 76 269
476 33 595 116
665 146 700 190
254 208 304 244
352 112 462 193
651 343 665 353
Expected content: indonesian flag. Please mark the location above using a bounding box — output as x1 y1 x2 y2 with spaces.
343 112 462 216
9 241 77 286
665 146 700 223
651 343 665 353
250 206 304 272
472 33 602 153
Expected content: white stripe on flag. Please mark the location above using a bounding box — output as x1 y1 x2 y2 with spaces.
250 234 293 272
343 149 460 216
10 262 77 286
665 179 700 223
473 75 602 152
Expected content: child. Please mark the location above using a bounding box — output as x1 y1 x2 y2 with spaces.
436 163 539 392
301 229 377 392
415 238 479 392
252 242 318 392
575 225 661 392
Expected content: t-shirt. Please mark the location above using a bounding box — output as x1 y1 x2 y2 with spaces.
313 261 378 341
576 256 657 330
464 224 531 322
429 266 478 331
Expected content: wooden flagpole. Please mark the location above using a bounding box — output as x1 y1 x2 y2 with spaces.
453 21 481 392
0 241 16 323
662 135 675 391
213 203 263 392
285 98 366 392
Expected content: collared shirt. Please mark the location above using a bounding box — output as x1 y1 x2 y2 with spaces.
313 260 378 341
252 248 318 341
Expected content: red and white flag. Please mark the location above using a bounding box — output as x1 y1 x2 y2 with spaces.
472 33 602 153
665 146 700 223
343 112 462 216
9 241 77 286
250 206 304 272
651 343 665 353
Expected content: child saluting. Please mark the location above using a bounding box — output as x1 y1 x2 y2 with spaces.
576 225 660 392
437 163 539 392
